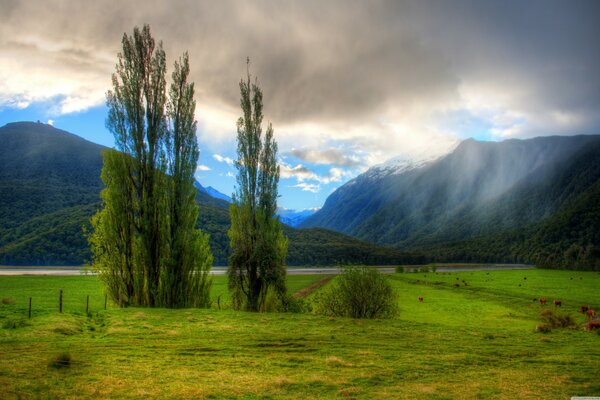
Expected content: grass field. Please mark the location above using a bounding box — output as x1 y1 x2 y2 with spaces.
1 269 599 399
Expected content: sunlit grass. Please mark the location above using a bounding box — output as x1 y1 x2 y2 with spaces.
0 270 599 399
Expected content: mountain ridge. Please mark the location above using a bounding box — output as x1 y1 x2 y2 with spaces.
0 121 417 266
302 134 600 269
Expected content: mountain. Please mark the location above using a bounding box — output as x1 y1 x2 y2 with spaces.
302 135 600 270
0 121 416 266
194 181 232 203
276 208 318 227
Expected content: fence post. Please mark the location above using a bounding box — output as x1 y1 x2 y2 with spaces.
104 294 107 310
59 289 63 313
217 295 221 310
118 289 121 308
86 295 89 314
28 297 32 319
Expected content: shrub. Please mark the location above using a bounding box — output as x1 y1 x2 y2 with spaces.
1 297 14 305
539 309 576 328
314 266 398 319
2 318 29 329
260 292 310 313
536 323 552 333
49 353 71 369
395 266 405 273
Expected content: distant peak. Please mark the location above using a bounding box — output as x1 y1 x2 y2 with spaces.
365 140 459 179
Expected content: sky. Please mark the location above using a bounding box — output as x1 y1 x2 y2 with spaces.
1 0 599 210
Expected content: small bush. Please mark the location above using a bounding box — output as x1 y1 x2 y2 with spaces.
2 318 29 329
314 266 398 319
395 266 405 273
536 323 552 333
539 309 576 329
49 353 71 369
279 294 310 313
1 297 14 305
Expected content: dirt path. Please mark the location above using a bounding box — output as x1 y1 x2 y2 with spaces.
293 276 334 298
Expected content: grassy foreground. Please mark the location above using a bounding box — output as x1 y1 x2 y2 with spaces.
0 269 599 399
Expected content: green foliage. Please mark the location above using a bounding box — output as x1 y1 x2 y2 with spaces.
227 62 287 312
314 266 398 319
89 25 212 308
539 309 577 329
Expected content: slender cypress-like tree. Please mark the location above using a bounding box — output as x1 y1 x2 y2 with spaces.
228 61 288 311
89 25 212 308
162 53 212 307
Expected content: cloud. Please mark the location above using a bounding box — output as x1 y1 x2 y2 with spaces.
196 164 210 171
279 162 319 182
287 148 361 167
213 154 234 165
293 183 320 193
279 161 352 185
47 119 54 126
0 0 599 170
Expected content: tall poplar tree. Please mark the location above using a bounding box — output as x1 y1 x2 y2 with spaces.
228 61 288 311
89 24 212 308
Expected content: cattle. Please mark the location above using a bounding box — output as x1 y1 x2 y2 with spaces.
418 297 424 302
539 298 547 305
587 321 600 331
553 300 562 307
581 305 589 313
587 309 596 319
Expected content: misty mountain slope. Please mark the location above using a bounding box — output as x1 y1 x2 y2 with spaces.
302 135 600 250
381 137 600 248
421 174 600 270
0 121 413 266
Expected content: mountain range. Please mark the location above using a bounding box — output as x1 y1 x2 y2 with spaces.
193 182 316 227
0 121 419 266
302 135 600 270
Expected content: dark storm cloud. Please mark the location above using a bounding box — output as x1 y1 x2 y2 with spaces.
1 0 599 140
286 148 361 167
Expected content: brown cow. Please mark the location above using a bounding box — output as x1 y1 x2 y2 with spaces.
554 300 562 307
587 309 596 319
587 321 600 331
539 298 547 305
581 305 589 313
418 297 424 302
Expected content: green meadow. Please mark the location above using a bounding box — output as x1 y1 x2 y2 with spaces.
1 269 599 399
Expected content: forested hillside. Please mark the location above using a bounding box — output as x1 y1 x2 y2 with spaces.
303 135 600 270
0 122 413 266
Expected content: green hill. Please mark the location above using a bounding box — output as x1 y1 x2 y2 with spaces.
0 121 414 266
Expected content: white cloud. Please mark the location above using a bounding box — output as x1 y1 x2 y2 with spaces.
213 154 234 165
47 119 54 126
226 172 234 178
279 160 353 186
196 164 211 171
293 183 320 193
